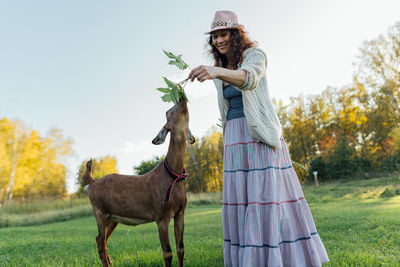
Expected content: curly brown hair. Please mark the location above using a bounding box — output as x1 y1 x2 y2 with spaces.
208 28 257 69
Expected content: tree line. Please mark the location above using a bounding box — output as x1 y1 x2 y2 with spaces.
277 21 400 181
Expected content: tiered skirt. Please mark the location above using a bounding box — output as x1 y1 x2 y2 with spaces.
222 117 329 267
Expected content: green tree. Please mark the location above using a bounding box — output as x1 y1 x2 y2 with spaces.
185 137 206 193
133 156 164 175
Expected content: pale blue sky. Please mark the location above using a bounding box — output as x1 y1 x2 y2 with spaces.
1 0 399 192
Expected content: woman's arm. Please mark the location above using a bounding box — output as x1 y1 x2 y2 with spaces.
188 65 246 87
236 49 267 91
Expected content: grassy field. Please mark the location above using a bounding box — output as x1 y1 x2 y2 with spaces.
0 205 224 266
0 197 92 228
1 174 400 266
0 192 223 228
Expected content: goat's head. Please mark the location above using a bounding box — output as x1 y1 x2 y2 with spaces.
152 99 195 145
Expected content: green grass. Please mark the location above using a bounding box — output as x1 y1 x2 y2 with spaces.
311 197 400 266
303 174 400 203
0 205 224 266
303 174 400 266
0 193 224 228
0 197 90 215
1 174 400 266
0 198 92 227
186 191 222 206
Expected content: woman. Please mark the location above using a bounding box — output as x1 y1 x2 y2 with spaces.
188 10 329 267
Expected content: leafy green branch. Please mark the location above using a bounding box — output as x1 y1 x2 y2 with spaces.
157 50 190 104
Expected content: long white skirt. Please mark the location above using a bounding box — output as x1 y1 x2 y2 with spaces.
222 117 329 267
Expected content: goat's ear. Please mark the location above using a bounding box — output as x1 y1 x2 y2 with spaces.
152 127 169 145
187 129 195 144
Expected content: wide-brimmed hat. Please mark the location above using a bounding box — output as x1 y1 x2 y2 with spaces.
205 10 244 34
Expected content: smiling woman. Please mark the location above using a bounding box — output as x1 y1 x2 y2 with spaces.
189 10 329 267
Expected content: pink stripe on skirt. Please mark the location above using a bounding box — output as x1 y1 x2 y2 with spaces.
222 117 329 267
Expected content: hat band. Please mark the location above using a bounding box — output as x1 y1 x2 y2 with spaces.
210 21 238 29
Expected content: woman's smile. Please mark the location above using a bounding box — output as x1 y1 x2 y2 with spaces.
212 30 231 55
216 43 228 50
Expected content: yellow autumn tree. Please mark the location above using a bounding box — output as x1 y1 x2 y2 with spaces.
1 118 29 203
185 127 223 192
0 119 11 202
201 128 223 192
0 117 73 204
76 155 118 195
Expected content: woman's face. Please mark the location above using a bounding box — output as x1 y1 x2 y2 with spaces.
212 30 231 55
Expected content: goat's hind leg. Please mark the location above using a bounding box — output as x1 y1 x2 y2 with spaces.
94 209 112 267
105 221 118 265
157 218 173 267
106 221 118 242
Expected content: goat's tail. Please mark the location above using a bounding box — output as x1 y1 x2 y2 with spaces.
83 159 95 186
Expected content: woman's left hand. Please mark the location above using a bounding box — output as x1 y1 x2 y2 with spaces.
188 65 220 82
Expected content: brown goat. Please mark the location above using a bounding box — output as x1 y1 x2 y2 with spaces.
82 99 195 267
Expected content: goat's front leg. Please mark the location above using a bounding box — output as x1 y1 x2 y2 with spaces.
174 210 185 267
157 218 173 267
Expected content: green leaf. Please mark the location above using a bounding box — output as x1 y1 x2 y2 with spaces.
172 88 180 103
178 88 186 101
169 90 176 104
163 50 188 70
163 50 174 59
157 88 171 93
177 62 189 70
169 60 185 70
163 77 179 90
161 94 172 103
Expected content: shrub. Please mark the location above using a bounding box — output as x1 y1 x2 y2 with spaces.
309 136 374 181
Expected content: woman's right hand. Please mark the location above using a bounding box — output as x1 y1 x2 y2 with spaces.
189 65 246 88
188 65 220 82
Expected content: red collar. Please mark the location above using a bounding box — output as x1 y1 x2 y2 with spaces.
163 157 187 201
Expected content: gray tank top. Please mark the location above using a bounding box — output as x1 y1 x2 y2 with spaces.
223 84 245 120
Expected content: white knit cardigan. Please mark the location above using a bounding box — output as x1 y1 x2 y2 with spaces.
213 47 283 150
